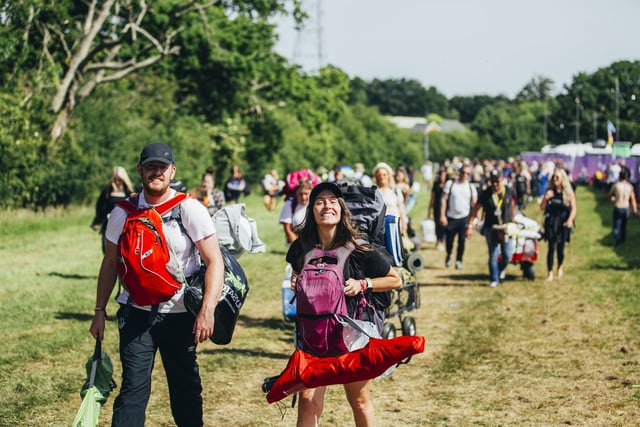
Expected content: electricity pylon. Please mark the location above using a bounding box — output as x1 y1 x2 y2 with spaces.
292 0 325 74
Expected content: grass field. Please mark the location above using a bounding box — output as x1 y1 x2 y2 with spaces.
0 184 638 426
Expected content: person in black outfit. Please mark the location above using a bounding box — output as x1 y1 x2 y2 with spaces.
90 166 134 253
428 166 448 250
512 160 531 210
467 169 516 288
224 164 249 203
540 168 577 281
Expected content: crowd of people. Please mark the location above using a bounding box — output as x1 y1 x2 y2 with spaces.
91 153 637 292
89 145 637 426
426 156 578 286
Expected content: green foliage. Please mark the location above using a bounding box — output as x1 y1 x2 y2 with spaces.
1 0 639 209
450 94 510 123
428 129 489 162
427 113 444 124
516 75 555 102
354 77 450 117
471 100 546 156
0 92 89 209
550 60 640 144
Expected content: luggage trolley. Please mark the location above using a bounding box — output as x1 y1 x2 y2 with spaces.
382 277 421 339
380 214 424 339
495 212 542 280
510 212 542 280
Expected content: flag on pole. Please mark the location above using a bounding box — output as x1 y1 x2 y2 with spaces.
607 120 616 145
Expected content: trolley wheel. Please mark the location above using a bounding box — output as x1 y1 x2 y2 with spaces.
522 261 535 280
401 316 417 336
382 322 396 339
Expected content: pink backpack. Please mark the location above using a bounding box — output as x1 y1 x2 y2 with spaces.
284 168 320 199
295 244 354 357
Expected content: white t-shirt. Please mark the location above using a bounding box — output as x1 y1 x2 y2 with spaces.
379 187 404 217
278 198 308 228
421 163 433 182
106 190 216 313
262 174 283 193
443 180 477 219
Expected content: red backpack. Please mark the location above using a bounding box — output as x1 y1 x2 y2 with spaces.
116 193 189 306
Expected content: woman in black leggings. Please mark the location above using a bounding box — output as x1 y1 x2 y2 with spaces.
540 168 577 281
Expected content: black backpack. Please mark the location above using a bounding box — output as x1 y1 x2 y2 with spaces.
337 183 393 310
338 184 387 248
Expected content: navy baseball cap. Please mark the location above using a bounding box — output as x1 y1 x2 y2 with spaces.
139 142 174 165
309 182 343 204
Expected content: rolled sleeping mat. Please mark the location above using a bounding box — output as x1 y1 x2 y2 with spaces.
404 252 425 275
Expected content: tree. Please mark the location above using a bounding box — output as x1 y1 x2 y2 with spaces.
1 0 301 143
354 77 450 117
449 94 509 124
516 75 555 102
550 61 640 144
0 0 305 208
472 100 546 155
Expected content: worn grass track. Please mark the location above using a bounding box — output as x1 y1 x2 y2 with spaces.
0 185 638 426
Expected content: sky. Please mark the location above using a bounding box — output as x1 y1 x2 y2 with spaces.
273 0 640 98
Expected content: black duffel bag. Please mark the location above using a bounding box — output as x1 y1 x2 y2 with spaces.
184 246 249 345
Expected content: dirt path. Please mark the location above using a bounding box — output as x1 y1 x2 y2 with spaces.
374 230 640 426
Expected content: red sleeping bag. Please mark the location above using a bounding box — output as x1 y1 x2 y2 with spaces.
266 335 425 403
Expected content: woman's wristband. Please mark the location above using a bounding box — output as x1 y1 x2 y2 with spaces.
365 277 373 291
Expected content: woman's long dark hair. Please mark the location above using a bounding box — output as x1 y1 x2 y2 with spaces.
298 197 369 251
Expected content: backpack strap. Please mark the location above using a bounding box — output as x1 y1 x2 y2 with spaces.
301 243 355 270
117 193 140 214
117 192 190 216
154 192 189 215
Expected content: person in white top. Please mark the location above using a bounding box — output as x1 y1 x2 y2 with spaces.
279 178 313 246
373 162 409 266
373 162 408 233
420 160 433 190
439 164 478 269
607 161 622 187
262 169 284 212
90 142 225 426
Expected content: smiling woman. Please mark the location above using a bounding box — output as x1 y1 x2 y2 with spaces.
311 187 342 229
285 181 402 426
